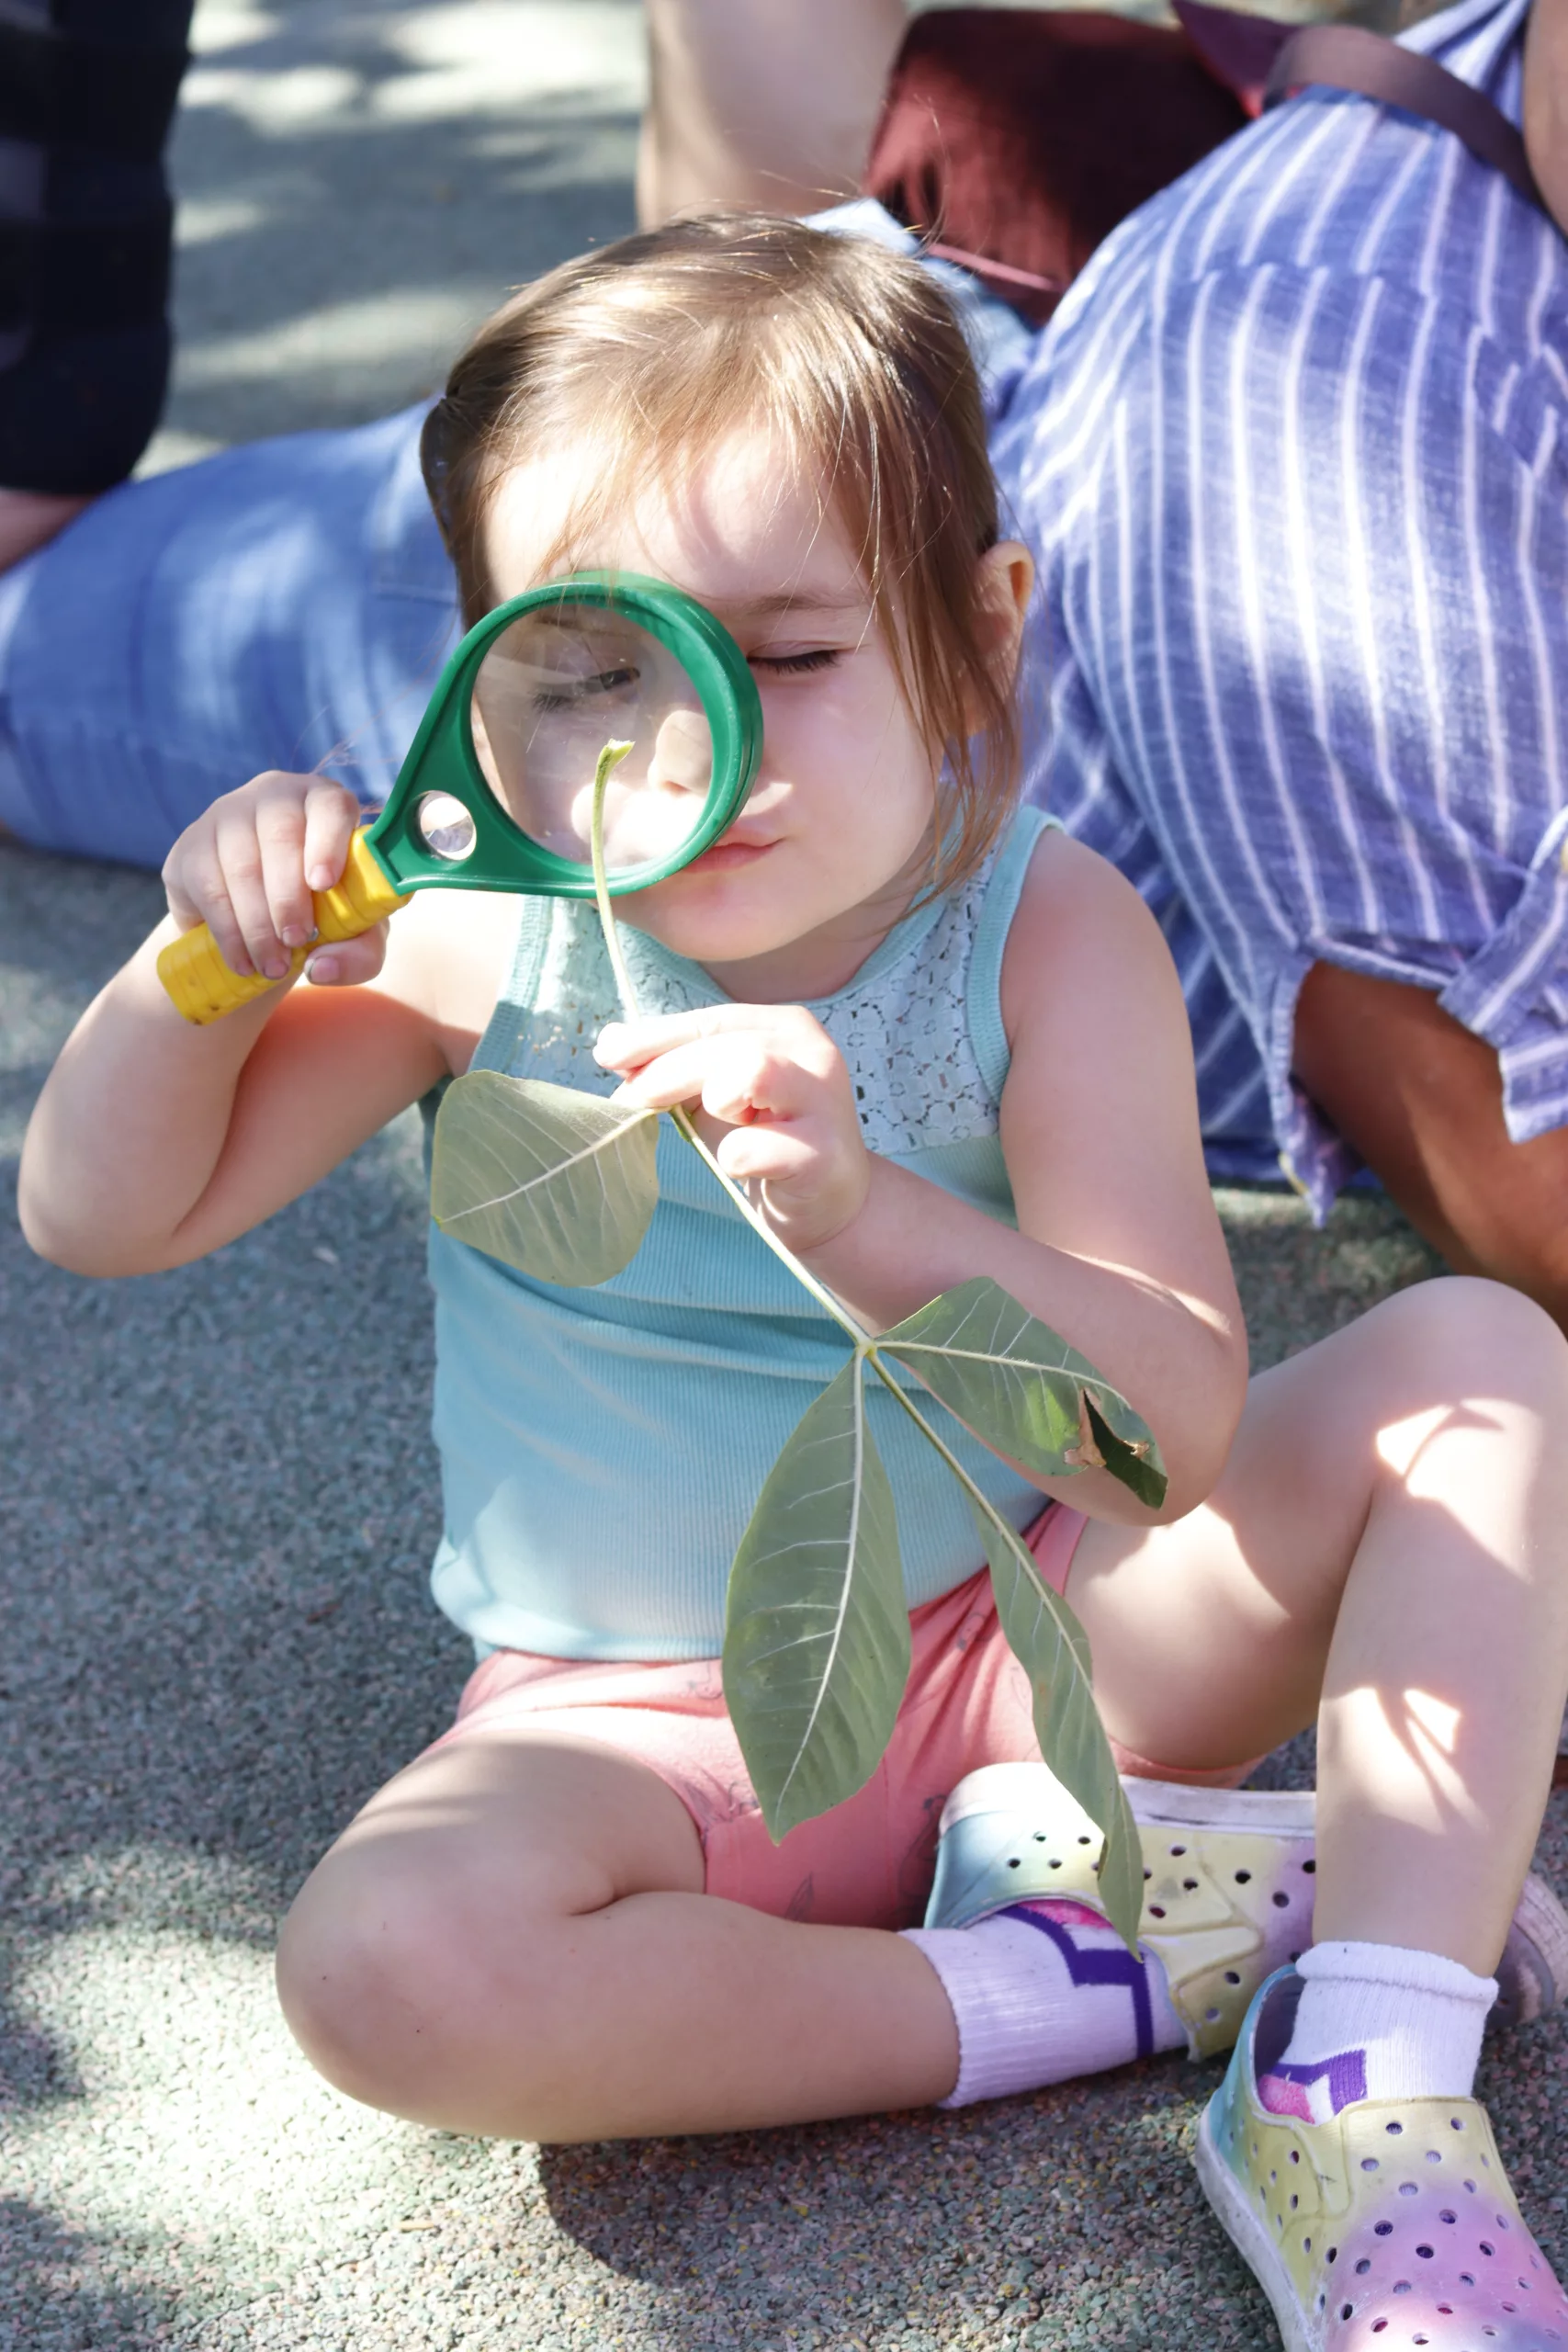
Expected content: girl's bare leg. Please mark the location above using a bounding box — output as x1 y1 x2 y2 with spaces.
278 1277 1568 2143
637 0 908 225
1066 1276 1568 1975
276 1730 959 2143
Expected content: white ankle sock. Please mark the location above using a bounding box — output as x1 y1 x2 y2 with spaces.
1259 1940 1497 2121
902 1901 1187 2108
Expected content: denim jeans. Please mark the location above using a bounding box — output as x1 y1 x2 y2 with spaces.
0 402 459 866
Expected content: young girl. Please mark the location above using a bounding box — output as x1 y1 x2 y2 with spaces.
20 214 1568 2350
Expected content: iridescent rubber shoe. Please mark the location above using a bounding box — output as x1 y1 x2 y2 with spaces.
924 1763 1568 2057
1196 1968 1568 2352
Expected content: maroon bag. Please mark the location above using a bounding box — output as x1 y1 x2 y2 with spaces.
863 3 1540 326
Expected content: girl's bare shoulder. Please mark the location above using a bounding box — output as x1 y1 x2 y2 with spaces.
378 883 523 1074
998 825 1179 1053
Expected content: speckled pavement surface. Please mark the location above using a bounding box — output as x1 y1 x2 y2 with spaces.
4 8 1567 2350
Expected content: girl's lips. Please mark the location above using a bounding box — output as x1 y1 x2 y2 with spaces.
682 837 776 873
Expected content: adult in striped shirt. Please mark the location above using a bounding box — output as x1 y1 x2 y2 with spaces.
988 0 1568 1312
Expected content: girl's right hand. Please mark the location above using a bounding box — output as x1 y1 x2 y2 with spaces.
160 770 389 989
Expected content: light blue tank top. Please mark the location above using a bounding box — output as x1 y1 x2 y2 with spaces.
427 805 1055 1659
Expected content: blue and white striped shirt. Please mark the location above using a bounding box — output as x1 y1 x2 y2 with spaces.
988 0 1568 1214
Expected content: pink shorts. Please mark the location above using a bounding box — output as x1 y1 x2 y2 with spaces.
431 1504 1252 1930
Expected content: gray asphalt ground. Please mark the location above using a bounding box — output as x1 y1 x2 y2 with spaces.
4 6 1567 2349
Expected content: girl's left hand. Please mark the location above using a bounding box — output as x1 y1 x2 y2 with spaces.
595 1005 871 1253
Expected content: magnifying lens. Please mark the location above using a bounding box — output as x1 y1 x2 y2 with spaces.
158 573 764 1023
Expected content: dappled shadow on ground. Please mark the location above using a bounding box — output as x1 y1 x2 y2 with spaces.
160 0 644 450
1 844 460 2124
6 837 1566 2352
0 2199 187 2352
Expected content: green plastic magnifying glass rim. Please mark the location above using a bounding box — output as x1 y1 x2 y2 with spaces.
363 572 764 899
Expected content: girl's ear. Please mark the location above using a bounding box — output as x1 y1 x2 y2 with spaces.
973 538 1035 685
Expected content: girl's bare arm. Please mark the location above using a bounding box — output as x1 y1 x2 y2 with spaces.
794 834 1245 1519
805 832 1247 1519
18 775 500 1277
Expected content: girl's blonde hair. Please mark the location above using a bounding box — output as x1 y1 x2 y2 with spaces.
421 209 1021 894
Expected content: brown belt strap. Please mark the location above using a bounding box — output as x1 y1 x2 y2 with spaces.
1264 22 1541 209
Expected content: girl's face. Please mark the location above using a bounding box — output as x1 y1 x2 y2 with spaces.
483 427 1028 998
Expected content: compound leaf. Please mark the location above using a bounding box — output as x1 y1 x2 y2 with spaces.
881 1276 1167 1510
970 1500 1143 1950
723 1356 909 1843
431 1069 659 1286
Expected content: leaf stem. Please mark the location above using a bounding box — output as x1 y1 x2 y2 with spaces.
588 737 872 1349
864 1346 1029 1558
589 741 640 1015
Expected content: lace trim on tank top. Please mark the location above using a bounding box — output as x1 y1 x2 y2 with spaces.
492 818 1041 1158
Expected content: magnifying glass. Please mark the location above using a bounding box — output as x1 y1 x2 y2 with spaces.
157 573 764 1023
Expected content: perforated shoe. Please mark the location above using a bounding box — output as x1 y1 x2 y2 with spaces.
1196 1968 1568 2351
924 1763 1568 2058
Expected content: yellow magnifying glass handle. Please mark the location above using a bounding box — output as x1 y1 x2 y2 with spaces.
156 830 412 1026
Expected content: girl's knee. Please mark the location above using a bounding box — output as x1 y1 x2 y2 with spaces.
275 1849 559 2120
1365 1275 1568 1408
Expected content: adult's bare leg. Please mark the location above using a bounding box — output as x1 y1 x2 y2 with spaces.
637 0 908 225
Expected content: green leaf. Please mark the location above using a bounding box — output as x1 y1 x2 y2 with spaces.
431 1069 659 1286
880 1275 1167 1510
723 1356 910 1843
1083 1394 1168 1512
969 1500 1144 1950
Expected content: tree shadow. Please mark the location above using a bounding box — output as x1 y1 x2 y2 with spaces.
0 2199 187 2352
533 2076 1281 2351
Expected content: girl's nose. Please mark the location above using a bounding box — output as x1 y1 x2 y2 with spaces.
647 705 712 796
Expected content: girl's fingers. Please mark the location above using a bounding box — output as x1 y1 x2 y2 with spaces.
255 788 317 953
160 857 206 941
159 772 353 989
304 922 389 990
614 1035 799 1124
714 1124 822 1187
213 801 294 980
167 837 257 978
301 778 362 896
596 1003 803 1073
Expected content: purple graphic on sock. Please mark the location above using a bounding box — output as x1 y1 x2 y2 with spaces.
1258 2050 1369 2124
1001 1900 1156 2059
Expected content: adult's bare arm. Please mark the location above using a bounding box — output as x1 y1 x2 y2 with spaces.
1524 0 1568 236
1292 960 1568 1321
637 0 906 224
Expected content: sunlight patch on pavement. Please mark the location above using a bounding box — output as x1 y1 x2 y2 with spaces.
184 62 367 131
375 1 646 119
176 193 276 248
136 427 230 474
178 288 489 387
7 1917 424 2267
190 0 285 52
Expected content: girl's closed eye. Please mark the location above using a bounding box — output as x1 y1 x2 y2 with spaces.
532 662 641 713
749 648 842 677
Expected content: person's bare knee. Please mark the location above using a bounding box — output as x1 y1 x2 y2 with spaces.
275 1735 704 2127
1358 1275 1568 1437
